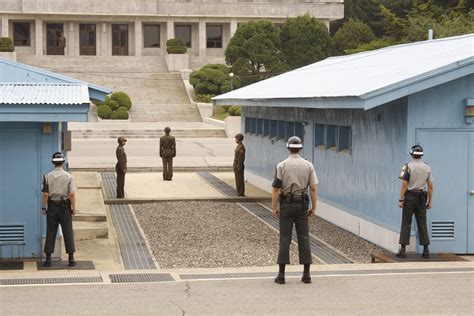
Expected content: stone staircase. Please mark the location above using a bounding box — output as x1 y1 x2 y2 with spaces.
17 55 203 122
71 126 227 138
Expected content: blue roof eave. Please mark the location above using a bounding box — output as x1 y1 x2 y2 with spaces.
0 103 90 122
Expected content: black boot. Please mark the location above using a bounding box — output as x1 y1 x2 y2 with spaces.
422 246 430 259
68 253 76 267
395 245 407 258
301 272 312 284
274 273 285 284
43 254 52 267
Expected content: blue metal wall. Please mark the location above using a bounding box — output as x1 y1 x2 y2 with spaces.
0 122 62 258
243 98 408 232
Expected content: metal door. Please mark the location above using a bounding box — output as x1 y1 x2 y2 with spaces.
468 133 474 253
80 24 96 56
0 130 40 258
418 131 469 253
112 24 128 56
47 23 65 55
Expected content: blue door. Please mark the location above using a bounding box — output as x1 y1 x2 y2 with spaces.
469 133 474 253
418 131 470 253
0 129 40 258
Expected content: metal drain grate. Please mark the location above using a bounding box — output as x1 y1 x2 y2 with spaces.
0 276 103 286
240 202 353 264
101 172 119 199
197 172 238 196
110 204 157 270
109 273 174 283
180 267 474 280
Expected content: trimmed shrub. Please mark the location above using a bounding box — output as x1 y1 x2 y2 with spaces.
97 105 113 119
111 92 132 110
222 105 231 112
228 106 241 116
111 108 129 120
106 100 119 111
0 37 14 52
196 94 214 103
166 38 187 54
92 99 103 107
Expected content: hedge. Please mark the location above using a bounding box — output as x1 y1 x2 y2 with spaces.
111 92 132 110
166 38 187 54
0 37 14 52
228 106 241 116
97 105 113 119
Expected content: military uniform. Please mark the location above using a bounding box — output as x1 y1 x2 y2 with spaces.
399 159 433 246
273 153 318 265
160 134 176 181
233 142 246 196
116 142 127 198
42 166 76 255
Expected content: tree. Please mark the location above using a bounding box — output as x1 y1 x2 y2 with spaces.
334 19 376 54
280 14 334 69
189 64 239 96
225 20 288 86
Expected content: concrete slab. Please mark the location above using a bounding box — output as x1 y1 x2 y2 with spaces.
73 172 100 188
76 188 106 216
73 221 108 241
72 239 122 271
124 172 225 199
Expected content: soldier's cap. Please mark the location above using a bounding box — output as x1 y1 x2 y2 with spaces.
235 133 244 141
117 136 127 143
51 152 65 163
286 136 303 149
164 127 171 133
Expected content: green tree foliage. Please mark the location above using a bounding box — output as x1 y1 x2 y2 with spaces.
0 37 14 52
189 64 240 96
334 19 376 54
111 91 132 110
280 14 334 69
225 20 288 86
344 38 402 54
97 105 112 119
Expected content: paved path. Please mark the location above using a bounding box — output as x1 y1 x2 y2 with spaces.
1 268 472 315
69 138 235 170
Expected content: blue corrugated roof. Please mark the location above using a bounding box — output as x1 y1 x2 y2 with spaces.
0 83 90 105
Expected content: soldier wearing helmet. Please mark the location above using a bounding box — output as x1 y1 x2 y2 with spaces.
397 144 433 259
159 127 176 181
272 136 318 284
116 136 127 198
233 133 246 196
41 152 77 267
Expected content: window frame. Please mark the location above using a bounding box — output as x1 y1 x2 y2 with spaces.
206 25 223 48
143 24 160 48
326 124 338 151
13 22 31 47
338 126 352 154
314 123 325 150
175 25 192 48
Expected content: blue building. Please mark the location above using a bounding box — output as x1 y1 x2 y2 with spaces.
215 34 474 254
0 57 111 259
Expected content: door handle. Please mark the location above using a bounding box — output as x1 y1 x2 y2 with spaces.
470 191 474 196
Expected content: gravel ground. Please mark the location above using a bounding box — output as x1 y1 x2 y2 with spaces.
133 201 308 269
264 202 384 263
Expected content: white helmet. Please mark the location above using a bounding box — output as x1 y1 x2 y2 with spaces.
286 136 303 150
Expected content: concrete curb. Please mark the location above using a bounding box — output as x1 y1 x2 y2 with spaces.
104 196 272 205
70 167 233 172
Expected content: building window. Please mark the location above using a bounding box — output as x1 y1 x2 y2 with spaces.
13 22 30 46
338 126 351 154
263 119 270 136
314 124 325 149
175 25 192 47
244 117 250 133
270 120 278 138
285 121 295 140
326 125 337 151
206 25 222 48
277 120 285 140
256 119 263 135
295 122 304 141
250 118 257 134
144 24 160 48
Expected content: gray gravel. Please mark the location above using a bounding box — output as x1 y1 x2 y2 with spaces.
264 202 384 263
133 201 306 269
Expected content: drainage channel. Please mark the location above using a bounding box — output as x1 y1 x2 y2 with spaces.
101 173 156 270
197 172 238 196
240 202 353 265
0 276 103 286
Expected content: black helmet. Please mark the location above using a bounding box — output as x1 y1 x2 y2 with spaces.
52 152 65 163
409 145 423 157
235 133 244 141
286 136 303 150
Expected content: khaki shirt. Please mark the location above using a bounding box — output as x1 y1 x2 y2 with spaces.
160 135 176 158
406 159 433 190
273 154 319 195
42 167 76 201
233 143 245 169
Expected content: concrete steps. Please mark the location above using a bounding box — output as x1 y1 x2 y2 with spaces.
73 221 109 241
71 128 226 138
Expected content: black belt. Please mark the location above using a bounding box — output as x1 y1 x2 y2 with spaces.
280 194 308 203
406 189 423 196
48 199 70 205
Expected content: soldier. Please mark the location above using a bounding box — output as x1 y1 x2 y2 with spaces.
160 127 176 181
233 133 246 196
272 136 318 284
41 152 77 267
116 136 127 198
397 144 433 259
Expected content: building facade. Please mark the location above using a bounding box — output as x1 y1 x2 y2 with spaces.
215 35 474 254
0 0 343 65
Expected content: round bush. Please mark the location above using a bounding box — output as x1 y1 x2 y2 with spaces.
97 105 112 119
0 37 14 52
111 109 129 120
228 106 241 116
111 92 132 110
166 38 187 54
106 100 119 111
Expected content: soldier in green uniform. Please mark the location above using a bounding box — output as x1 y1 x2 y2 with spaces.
397 144 433 259
160 127 176 181
116 136 127 198
272 136 318 284
233 133 246 196
41 152 77 267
